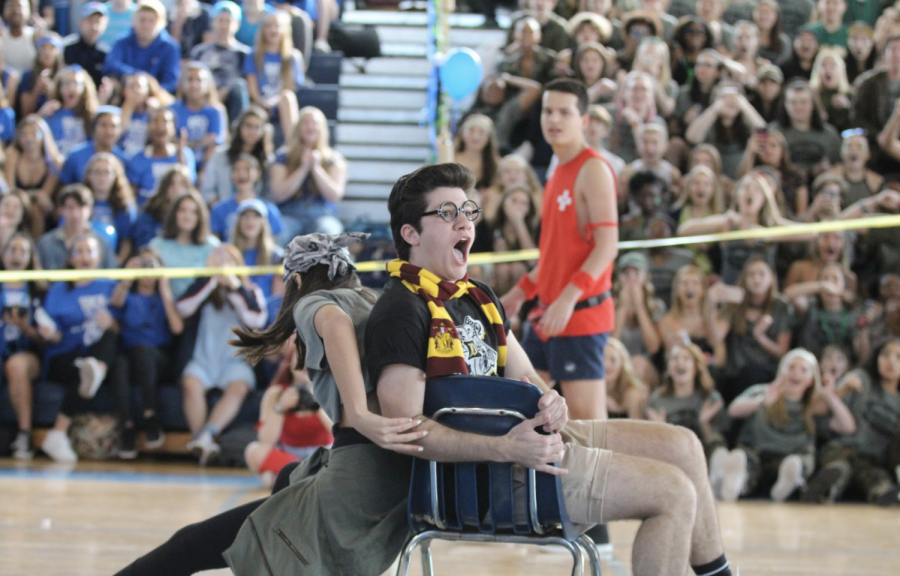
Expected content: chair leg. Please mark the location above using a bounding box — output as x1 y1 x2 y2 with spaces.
420 538 435 576
395 532 429 576
559 539 585 576
578 534 602 576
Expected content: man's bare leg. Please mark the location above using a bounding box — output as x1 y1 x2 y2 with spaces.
598 453 697 576
606 420 725 567
560 378 608 420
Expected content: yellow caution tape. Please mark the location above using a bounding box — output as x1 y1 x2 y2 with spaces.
1 214 898 283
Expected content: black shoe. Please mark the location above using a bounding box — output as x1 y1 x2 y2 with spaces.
118 427 137 460
144 416 166 450
872 485 900 507
801 462 850 504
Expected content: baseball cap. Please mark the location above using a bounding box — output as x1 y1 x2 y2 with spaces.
236 198 268 218
617 251 649 272
80 2 109 19
35 36 62 50
757 64 784 84
211 1 242 23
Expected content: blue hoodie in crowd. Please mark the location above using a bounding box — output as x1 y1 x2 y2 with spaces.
103 29 181 94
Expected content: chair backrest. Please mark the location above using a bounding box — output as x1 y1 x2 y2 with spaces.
409 375 578 541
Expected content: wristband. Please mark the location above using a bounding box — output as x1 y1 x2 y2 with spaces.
517 274 539 300
571 270 594 295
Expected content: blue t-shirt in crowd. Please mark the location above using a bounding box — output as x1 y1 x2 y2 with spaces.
103 29 181 94
0 106 14 144
129 211 162 250
17 70 50 111
242 246 284 300
43 279 117 358
209 197 284 240
242 51 304 100
169 101 226 158
235 4 276 47
0 285 35 359
59 141 131 185
117 291 173 349
120 111 149 157
92 199 137 250
101 5 136 46
127 147 197 206
46 108 88 156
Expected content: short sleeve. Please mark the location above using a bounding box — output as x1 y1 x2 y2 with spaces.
734 383 768 404
364 284 431 385
242 52 258 76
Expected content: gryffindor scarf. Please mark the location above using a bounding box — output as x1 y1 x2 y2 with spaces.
387 259 507 378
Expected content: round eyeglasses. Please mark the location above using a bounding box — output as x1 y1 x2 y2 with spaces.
421 200 483 223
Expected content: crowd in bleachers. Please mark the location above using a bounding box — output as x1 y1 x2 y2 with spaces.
459 0 900 506
0 0 346 466
0 0 899 506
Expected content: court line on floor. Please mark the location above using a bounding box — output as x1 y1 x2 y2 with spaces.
0 467 260 487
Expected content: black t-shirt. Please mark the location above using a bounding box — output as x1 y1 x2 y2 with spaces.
365 278 510 387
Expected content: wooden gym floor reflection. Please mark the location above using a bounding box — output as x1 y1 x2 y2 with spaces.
1 460 898 576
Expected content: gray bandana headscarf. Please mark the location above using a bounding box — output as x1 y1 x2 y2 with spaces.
282 232 369 283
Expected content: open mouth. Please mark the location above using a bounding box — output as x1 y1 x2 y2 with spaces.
452 238 470 265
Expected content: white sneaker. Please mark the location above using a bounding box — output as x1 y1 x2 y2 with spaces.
10 431 34 460
720 449 748 502
771 455 804 502
708 446 729 499
186 430 220 466
76 357 106 399
41 430 78 463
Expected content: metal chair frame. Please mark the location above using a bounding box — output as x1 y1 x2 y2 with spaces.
396 397 602 576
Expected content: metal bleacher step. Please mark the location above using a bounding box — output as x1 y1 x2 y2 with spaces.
344 182 400 198
338 123 430 145
349 160 426 183
341 73 429 90
339 108 424 124
337 199 391 222
342 57 432 77
337 144 430 162
340 88 427 109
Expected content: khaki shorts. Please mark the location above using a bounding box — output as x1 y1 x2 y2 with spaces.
559 419 614 532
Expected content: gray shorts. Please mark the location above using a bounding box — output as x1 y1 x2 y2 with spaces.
183 359 256 391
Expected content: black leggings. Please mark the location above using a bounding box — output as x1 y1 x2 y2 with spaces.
46 330 117 418
109 345 173 426
113 462 299 576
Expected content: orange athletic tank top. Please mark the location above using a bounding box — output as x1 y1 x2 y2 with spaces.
537 146 615 337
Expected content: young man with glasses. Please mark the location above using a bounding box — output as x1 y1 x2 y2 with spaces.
368 162 735 576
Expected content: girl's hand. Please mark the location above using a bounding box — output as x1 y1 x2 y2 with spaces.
36 99 60 117
876 189 900 211
277 386 301 412
752 314 774 340
838 373 864 394
763 377 784 406
352 412 428 454
37 324 57 341
646 407 667 423
699 398 724 425
820 281 843 296
95 310 115 331
831 93 851 109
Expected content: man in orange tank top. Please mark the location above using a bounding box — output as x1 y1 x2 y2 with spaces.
502 78 618 422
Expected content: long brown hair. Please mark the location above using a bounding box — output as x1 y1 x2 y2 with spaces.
232 264 378 368
454 114 500 189
161 190 210 244
53 66 98 138
766 349 820 436
146 165 194 221
659 342 716 399
84 152 136 217
254 11 298 93
605 337 646 406
728 256 778 336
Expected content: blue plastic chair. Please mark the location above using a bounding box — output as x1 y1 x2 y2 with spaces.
396 375 602 576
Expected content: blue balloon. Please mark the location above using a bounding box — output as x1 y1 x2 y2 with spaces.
91 221 118 251
439 48 483 101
